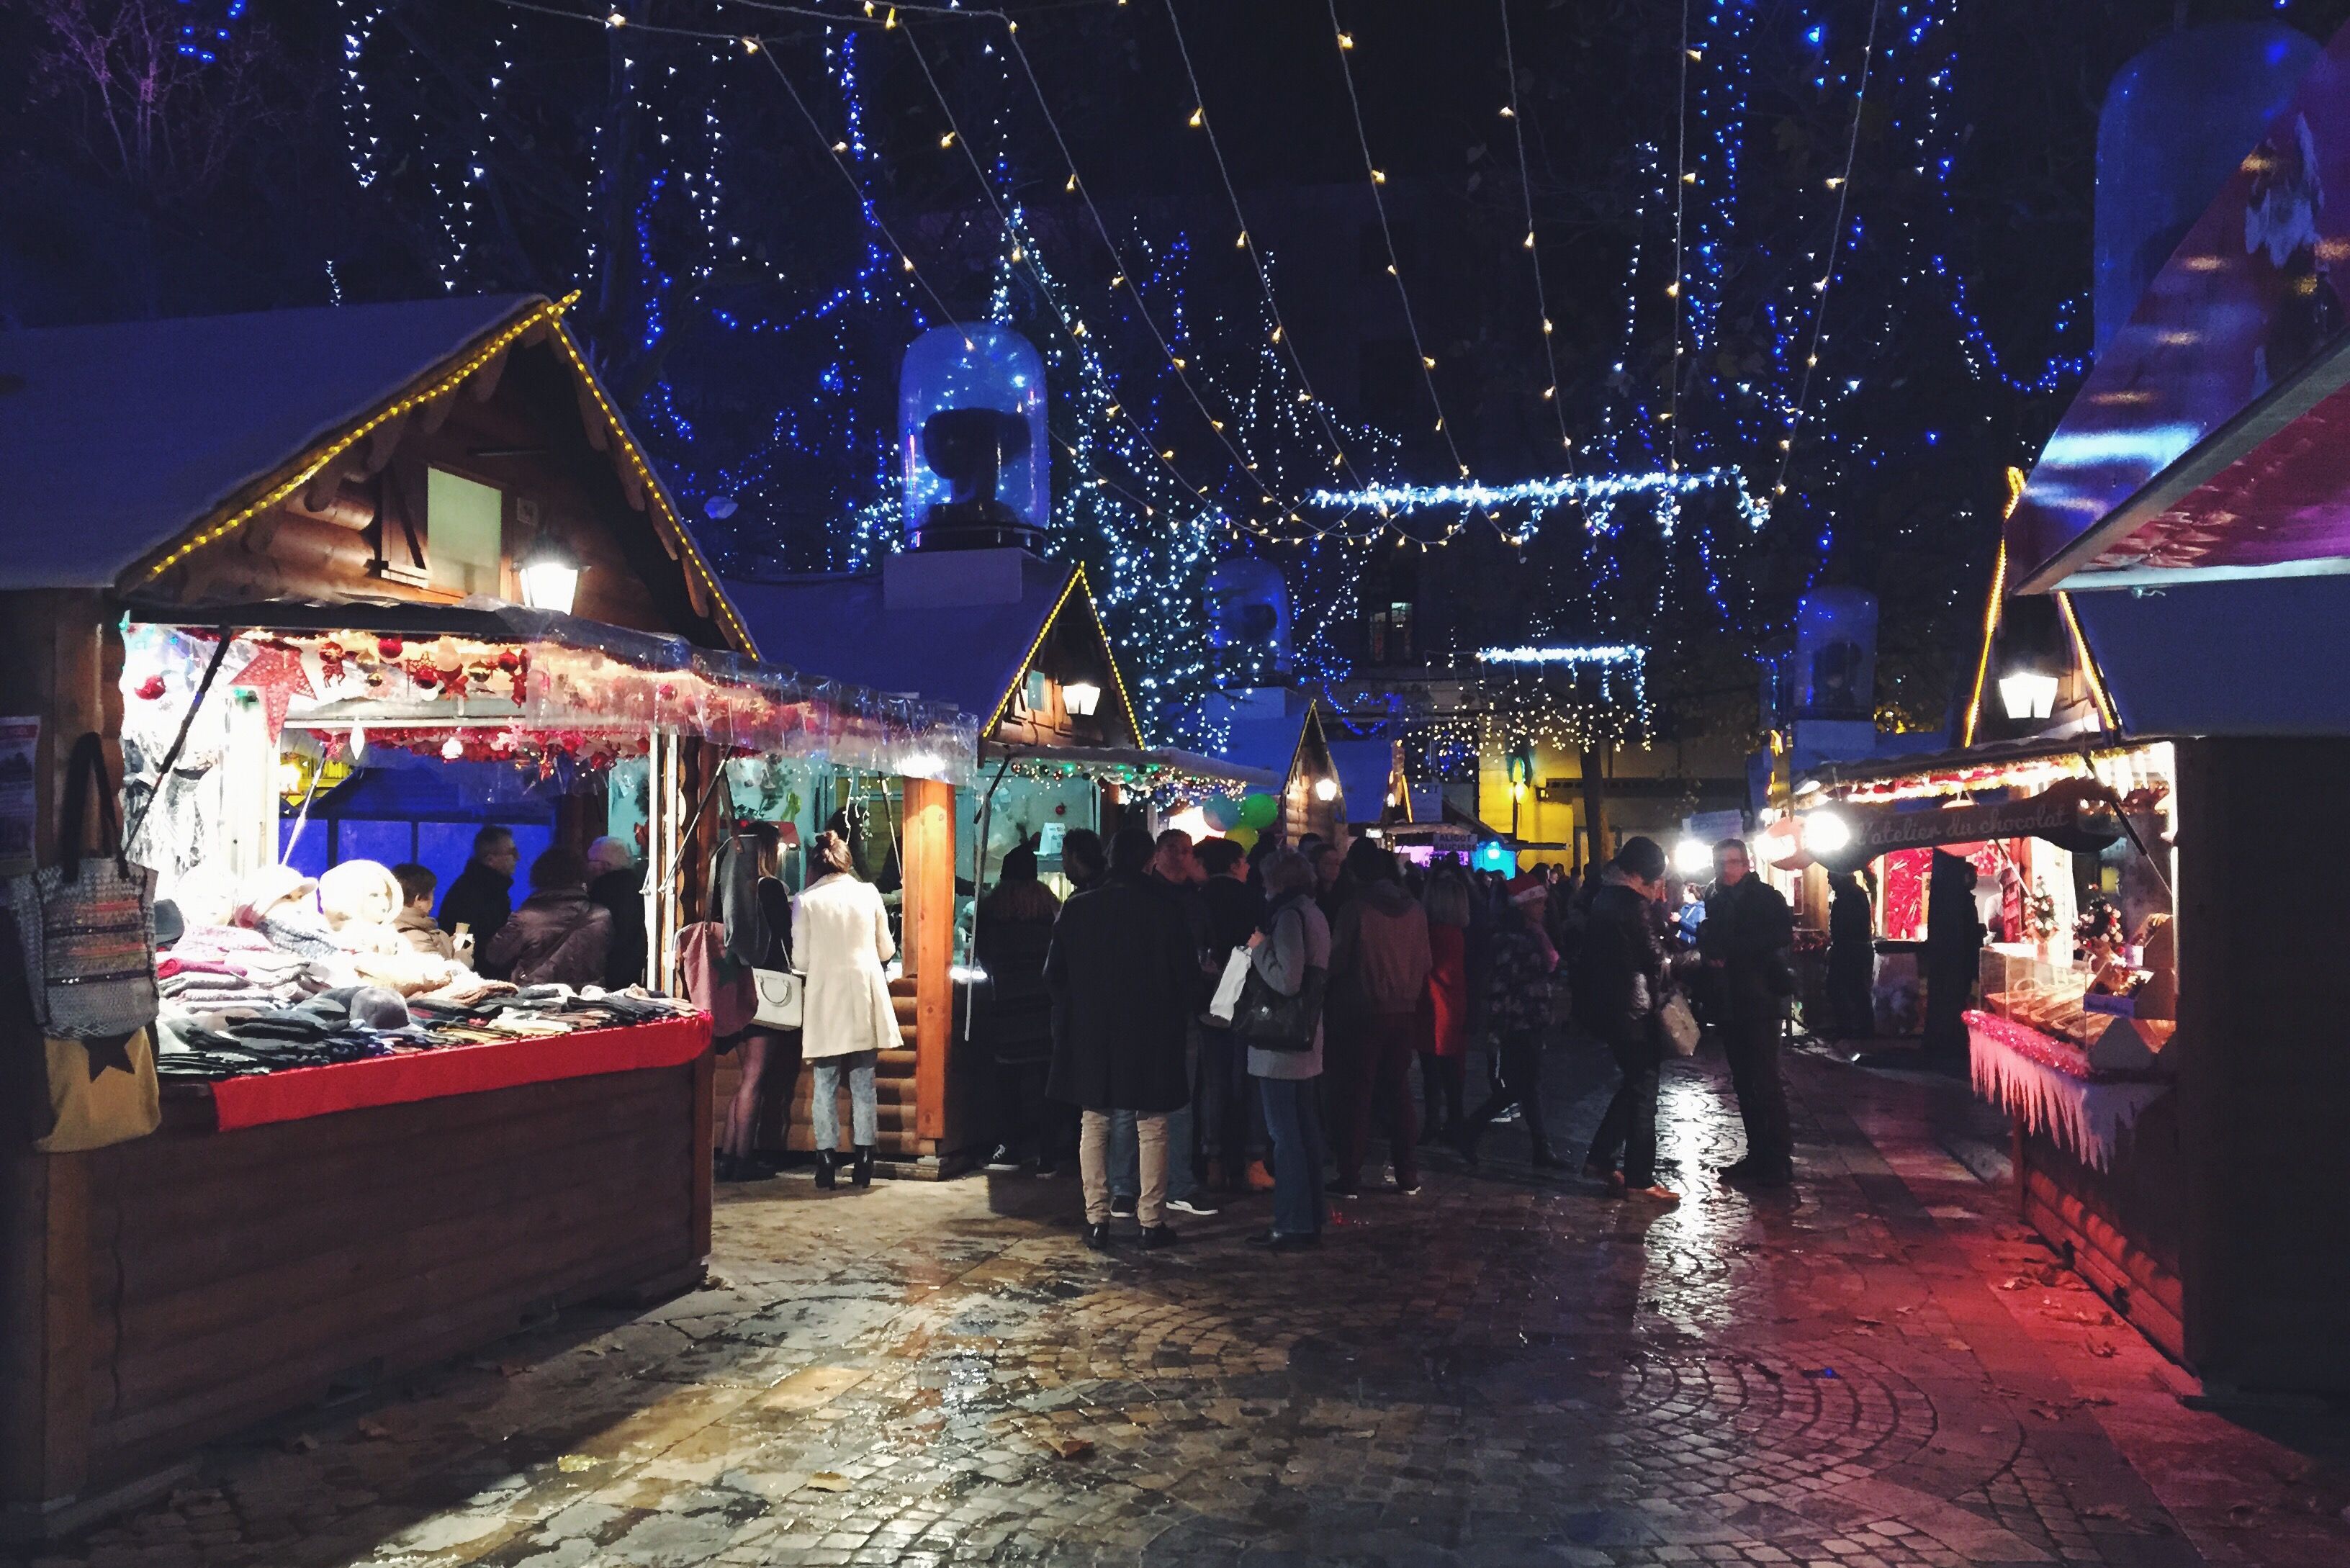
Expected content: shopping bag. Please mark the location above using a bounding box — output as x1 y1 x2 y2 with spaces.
1659 991 1701 1058
6 734 158 1040
750 967 803 1029
1207 947 1253 1024
33 1026 161 1152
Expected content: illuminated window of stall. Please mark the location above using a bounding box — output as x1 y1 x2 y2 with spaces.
427 469 504 597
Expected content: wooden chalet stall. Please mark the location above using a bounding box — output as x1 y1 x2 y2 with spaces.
1791 737 2186 1359
729 547 1268 1173
1870 19 2350 1394
0 294 966 1534
1207 691 1347 847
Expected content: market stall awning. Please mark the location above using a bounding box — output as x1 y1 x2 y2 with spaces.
979 739 1275 793
1803 781 2125 873
121 611 977 781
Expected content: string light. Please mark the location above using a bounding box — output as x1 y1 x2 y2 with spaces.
1323 0 1472 482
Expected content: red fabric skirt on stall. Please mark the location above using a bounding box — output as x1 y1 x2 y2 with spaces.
206 1013 713 1132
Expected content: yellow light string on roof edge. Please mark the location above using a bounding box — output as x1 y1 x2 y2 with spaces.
132 292 757 658
1958 465 2025 749
132 299 563 590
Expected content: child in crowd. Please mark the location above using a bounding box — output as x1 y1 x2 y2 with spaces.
391 863 462 963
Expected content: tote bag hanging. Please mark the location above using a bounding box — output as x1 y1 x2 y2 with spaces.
7 734 158 1040
33 1027 162 1153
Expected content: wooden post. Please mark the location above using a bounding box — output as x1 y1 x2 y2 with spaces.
899 778 955 1144
0 1150 91 1522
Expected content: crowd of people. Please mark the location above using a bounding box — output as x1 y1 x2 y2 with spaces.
438 803 1809 1227
964 821 1803 1249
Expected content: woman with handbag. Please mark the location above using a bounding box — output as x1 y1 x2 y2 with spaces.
793 829 898 1189
1241 850 1333 1250
716 824 798 1184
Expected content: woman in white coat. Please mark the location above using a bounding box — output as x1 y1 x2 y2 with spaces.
792 830 899 1188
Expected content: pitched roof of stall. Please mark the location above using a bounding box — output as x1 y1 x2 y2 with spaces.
727 555 1121 734
0 294 754 651
0 294 541 591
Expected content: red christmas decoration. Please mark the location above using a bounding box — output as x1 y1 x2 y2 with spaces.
228 645 315 739
377 636 404 660
134 675 167 701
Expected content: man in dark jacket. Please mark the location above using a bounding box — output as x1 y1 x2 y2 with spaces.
1195 837 1267 1190
1827 870 1876 1040
1046 826 1200 1250
1578 837 1678 1200
976 845 1063 1173
1327 848 1433 1194
440 825 520 971
1701 837 1796 1187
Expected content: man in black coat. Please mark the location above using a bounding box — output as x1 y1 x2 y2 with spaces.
1046 826 1199 1250
439 825 520 970
1701 837 1797 1187
1196 837 1266 1189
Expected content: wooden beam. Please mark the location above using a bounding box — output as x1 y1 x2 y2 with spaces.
899 778 955 1145
0 1140 93 1516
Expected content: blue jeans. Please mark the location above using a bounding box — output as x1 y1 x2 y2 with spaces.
1256 1076 1327 1238
1110 1101 1198 1203
811 1050 878 1150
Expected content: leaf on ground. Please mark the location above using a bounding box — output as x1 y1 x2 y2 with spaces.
556 1454 598 1473
280 1433 318 1454
1046 1438 1095 1461
803 1471 853 1492
355 1418 392 1441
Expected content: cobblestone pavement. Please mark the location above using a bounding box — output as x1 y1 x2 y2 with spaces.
15 1042 2350 1568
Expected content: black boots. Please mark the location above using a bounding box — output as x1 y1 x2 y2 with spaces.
852 1146 875 1188
814 1150 838 1190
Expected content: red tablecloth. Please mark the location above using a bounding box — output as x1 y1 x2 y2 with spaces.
207 1013 713 1132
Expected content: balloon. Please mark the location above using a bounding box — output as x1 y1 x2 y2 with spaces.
1240 793 1279 829
1226 825 1259 851
1202 796 1243 832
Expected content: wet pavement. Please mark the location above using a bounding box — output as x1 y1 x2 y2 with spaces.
14 1040 2350 1568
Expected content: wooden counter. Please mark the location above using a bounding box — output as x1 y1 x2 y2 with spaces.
1 1050 711 1538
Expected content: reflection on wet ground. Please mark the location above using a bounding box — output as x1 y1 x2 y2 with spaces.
16 1039 2350 1567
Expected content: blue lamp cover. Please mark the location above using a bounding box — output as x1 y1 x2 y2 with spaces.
899 325 1049 542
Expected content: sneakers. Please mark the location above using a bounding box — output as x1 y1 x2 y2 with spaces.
983 1145 1020 1173
1138 1225 1181 1251
1243 1160 1276 1192
1165 1196 1220 1217
1395 1181 1423 1197
1110 1193 1138 1217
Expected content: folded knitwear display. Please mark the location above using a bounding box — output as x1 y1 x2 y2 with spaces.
151 885 701 1087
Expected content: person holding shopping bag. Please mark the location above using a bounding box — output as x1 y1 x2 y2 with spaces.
793 829 899 1189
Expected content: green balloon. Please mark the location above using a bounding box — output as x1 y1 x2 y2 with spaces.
1240 793 1279 829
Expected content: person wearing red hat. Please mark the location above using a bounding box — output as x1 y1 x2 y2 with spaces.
1452 868 1568 1170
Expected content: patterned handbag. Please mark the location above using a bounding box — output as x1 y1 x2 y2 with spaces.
6 734 158 1040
